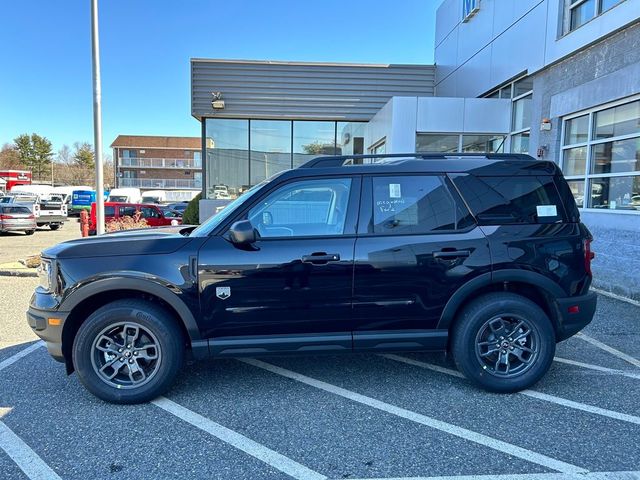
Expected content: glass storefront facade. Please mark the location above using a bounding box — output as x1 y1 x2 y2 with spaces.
205 119 365 199
416 133 506 153
561 97 640 211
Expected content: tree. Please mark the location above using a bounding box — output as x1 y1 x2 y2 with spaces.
302 141 334 155
182 193 201 225
73 142 95 169
14 133 53 180
0 144 24 169
56 145 73 165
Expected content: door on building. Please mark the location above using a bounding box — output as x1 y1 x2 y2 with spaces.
197 175 361 354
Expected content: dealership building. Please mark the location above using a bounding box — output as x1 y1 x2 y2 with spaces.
191 0 640 300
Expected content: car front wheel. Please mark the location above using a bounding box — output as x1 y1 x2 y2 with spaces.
452 292 555 393
72 299 184 404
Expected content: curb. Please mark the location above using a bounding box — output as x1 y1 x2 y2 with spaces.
0 269 38 278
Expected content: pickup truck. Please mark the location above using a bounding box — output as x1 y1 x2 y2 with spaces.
0 193 67 230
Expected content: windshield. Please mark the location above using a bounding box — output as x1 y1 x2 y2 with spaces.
109 195 128 202
190 180 270 237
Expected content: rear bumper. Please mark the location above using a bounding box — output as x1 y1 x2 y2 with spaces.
555 291 597 341
0 221 36 231
36 215 66 224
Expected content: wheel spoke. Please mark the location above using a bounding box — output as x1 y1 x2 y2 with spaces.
122 324 141 348
95 335 121 354
480 347 499 357
128 360 147 384
100 357 127 379
134 344 158 361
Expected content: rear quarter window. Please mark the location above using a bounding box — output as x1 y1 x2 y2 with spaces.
2 206 31 214
452 175 567 225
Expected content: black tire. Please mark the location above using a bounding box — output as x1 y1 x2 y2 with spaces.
72 299 184 404
451 292 555 393
49 224 60 230
25 230 35 235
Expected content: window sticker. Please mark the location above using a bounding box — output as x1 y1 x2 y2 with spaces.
389 183 402 198
536 205 557 217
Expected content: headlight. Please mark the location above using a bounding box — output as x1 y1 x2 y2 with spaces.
37 258 54 292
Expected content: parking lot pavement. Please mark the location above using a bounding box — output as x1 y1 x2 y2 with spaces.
0 286 638 479
0 221 81 265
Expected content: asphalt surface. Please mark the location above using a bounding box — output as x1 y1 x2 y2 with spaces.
0 234 638 479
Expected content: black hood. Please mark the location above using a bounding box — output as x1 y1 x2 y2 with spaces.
43 226 197 259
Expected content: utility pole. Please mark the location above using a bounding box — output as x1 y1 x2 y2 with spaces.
91 0 105 234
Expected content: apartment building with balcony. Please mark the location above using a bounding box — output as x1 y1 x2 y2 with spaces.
111 135 202 191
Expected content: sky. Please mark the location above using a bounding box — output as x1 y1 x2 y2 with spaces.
0 0 439 156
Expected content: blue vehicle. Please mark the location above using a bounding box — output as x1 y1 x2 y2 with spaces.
70 190 108 215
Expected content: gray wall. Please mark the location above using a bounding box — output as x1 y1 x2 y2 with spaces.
191 59 435 121
531 22 640 300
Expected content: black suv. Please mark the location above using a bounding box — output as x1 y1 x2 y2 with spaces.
28 153 597 404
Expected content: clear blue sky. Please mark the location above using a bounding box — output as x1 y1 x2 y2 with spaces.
0 0 439 156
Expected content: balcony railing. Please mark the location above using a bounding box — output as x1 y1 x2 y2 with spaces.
119 178 202 189
119 157 202 169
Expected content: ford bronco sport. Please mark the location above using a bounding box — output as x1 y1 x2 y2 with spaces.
28 153 597 404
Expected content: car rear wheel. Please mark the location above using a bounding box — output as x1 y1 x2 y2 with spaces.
451 292 555 393
49 224 61 230
72 299 184 404
25 230 35 235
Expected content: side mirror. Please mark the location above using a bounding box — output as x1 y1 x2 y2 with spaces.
229 220 257 245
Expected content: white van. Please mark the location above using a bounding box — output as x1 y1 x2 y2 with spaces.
107 188 142 203
141 190 166 204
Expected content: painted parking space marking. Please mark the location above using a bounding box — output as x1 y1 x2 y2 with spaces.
0 341 43 374
345 470 640 480
576 333 640 369
382 354 640 426
152 396 327 480
241 358 588 475
553 357 640 380
0 419 62 480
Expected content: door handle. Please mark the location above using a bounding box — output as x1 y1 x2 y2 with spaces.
301 253 341 264
433 250 470 259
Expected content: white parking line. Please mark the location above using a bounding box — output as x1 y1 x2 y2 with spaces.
554 357 640 380
344 470 640 480
0 341 44 374
152 396 327 480
0 420 62 480
576 333 640 369
241 358 588 475
382 355 640 426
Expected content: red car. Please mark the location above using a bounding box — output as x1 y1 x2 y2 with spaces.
89 202 182 234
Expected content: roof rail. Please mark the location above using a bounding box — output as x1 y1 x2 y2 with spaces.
299 152 532 169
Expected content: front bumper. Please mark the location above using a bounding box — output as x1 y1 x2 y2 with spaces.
27 289 68 363
555 291 597 341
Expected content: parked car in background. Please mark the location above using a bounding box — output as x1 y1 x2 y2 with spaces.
71 189 109 215
1 192 67 230
166 202 188 214
29 153 596 404
141 190 166 204
107 188 142 204
0 204 36 235
88 202 182 235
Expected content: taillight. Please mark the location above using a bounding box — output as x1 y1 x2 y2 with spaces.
584 238 595 276
28 214 35 219
0 215 7 220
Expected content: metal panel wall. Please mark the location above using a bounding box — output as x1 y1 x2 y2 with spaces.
191 59 435 121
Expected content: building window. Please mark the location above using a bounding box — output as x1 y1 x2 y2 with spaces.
484 75 533 154
561 97 640 211
566 0 624 33
370 139 386 155
337 122 365 156
292 121 336 168
250 120 292 185
416 134 506 153
205 119 249 199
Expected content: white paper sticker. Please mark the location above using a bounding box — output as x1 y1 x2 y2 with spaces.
389 183 402 198
536 205 557 217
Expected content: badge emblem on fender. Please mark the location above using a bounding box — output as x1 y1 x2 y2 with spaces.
216 286 231 300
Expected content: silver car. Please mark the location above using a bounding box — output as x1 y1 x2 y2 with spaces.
0 205 36 235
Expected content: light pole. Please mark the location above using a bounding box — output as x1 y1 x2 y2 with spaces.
91 0 105 234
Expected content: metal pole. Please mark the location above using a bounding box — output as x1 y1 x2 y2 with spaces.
91 0 105 235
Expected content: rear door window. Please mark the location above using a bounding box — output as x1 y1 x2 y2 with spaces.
119 206 137 217
452 175 566 224
104 206 115 217
370 175 473 235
